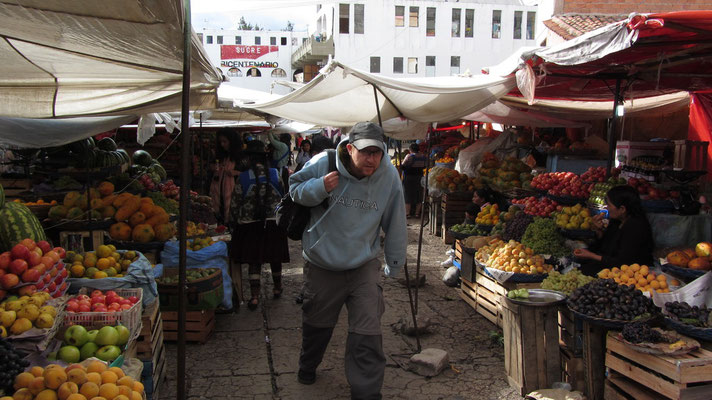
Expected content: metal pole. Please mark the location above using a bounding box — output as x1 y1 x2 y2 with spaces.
476 122 481 140
414 127 432 315
177 1 191 400
606 78 622 177
198 113 204 194
372 84 383 126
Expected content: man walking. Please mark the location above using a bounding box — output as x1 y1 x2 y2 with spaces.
289 122 407 399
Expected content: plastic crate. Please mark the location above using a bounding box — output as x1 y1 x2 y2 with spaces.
63 287 143 335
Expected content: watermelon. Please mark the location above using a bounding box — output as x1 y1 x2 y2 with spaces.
148 162 167 181
0 183 4 209
132 150 153 167
97 137 117 151
0 202 47 251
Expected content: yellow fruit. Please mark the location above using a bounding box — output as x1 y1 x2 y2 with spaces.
12 388 33 400
93 271 108 279
130 391 142 400
1 310 16 328
4 301 22 312
10 317 33 335
98 383 119 399
28 376 46 395
39 305 57 318
57 381 79 400
114 395 130 400
17 304 40 322
67 369 88 386
96 258 111 271
14 372 35 390
30 366 44 377
44 368 68 389
117 384 133 398
35 313 54 329
107 367 124 379
96 245 112 259
65 394 87 400
35 389 58 400
132 381 144 393
86 362 107 375
79 381 99 399
99 371 118 384
82 254 97 268
27 295 44 307
85 372 102 386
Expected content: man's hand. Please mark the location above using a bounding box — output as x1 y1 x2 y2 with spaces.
323 171 339 192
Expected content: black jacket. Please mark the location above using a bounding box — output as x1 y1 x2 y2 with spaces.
582 215 654 275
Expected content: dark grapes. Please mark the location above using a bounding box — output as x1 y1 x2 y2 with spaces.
502 213 533 242
0 338 28 393
665 301 710 327
621 322 663 343
567 279 656 321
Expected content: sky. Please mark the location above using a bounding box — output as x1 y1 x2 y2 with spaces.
192 0 321 32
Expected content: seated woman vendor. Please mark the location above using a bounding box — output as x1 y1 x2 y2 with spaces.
573 185 654 277
464 189 493 224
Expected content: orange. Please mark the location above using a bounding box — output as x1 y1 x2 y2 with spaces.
34 389 58 400
85 372 102 386
79 382 99 399
43 368 67 390
117 385 133 397
639 265 649 275
67 369 87 386
657 274 667 282
631 264 640 272
99 371 118 384
12 388 33 400
108 367 125 379
132 381 144 393
637 278 648 287
113 396 130 400
646 274 655 282
116 377 134 388
65 394 87 400
57 382 79 400
70 264 85 278
14 372 34 390
98 383 119 399
671 279 681 286
93 271 108 279
650 280 660 290
96 258 111 271
30 366 45 377
659 280 668 289
130 391 142 400
28 376 46 395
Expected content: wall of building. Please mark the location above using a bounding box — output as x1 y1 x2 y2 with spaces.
311 0 541 78
199 29 308 94
560 0 712 14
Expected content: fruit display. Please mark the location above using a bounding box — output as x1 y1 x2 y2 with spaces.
0 186 47 251
531 172 590 199
435 156 454 164
567 279 656 321
55 137 130 169
158 179 179 200
474 204 500 226
597 264 672 293
189 196 218 225
665 243 712 271
145 191 178 215
500 210 533 242
130 149 167 184
0 338 30 394
521 218 569 258
0 292 57 336
665 301 711 327
107 194 175 243
64 246 138 279
540 269 596 295
157 268 219 284
460 236 492 250
587 178 626 206
554 204 593 230
506 289 529 299
511 196 559 217
8 361 145 400
58 324 130 363
429 167 483 193
14 199 57 207
185 237 215 252
64 290 139 314
580 167 607 183
478 155 532 189
450 224 489 236
476 239 554 275
0 239 68 298
621 321 663 343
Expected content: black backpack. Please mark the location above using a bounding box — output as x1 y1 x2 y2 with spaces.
276 150 336 240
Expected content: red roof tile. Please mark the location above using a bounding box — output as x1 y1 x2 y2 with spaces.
544 14 627 40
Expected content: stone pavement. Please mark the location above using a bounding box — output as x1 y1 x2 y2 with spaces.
157 219 523 400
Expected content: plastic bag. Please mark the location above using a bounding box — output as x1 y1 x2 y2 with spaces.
652 271 712 310
160 240 233 309
66 250 158 307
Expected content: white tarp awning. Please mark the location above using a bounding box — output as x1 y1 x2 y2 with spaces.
236 60 516 126
462 101 591 128
0 0 222 119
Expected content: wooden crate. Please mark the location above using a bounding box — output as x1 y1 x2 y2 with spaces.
605 332 712 400
0 178 32 197
673 140 708 171
162 309 215 343
454 240 475 282
141 336 166 400
502 297 561 396
561 346 585 393
558 305 584 357
58 230 104 254
137 300 163 361
583 321 608 400
428 196 442 236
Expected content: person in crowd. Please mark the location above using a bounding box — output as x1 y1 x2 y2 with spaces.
400 143 428 218
294 139 312 172
310 134 335 155
209 129 242 224
289 122 407 398
229 140 289 310
268 131 291 186
573 185 654 276
464 188 493 225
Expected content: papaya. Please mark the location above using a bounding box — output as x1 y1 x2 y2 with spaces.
98 181 115 197
90 198 104 210
48 205 69 221
145 211 169 227
132 224 155 243
63 191 81 208
102 194 117 207
154 223 176 241
140 197 154 206
112 192 134 208
66 207 84 220
128 212 146 227
109 222 131 241
101 206 116 219
75 194 88 210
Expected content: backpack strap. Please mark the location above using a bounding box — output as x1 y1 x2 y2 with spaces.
320 149 337 209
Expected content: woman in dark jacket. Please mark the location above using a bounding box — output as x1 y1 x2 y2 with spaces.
574 185 654 276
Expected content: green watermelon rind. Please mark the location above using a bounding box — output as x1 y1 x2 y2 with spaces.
0 202 47 251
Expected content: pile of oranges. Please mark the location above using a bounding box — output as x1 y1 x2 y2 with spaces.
5 360 144 400
597 264 678 293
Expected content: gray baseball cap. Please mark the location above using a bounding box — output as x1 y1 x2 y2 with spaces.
348 122 385 150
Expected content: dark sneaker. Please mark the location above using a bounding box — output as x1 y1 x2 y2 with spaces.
297 369 316 385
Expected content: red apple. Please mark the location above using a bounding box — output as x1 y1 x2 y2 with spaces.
56 262 64 271
60 269 68 279
91 303 107 312
91 289 103 297
78 302 91 312
128 296 139 304
76 294 90 302
45 251 60 264
105 290 117 298
60 282 67 292
49 267 57 277
11 244 30 261
36 240 52 254
91 295 106 305
0 289 6 299
43 273 51 284
21 267 41 283
108 302 121 311
17 285 36 296
54 275 63 284
0 253 11 270
31 247 42 257
52 247 66 259
20 238 36 251
9 259 28 275
27 252 42 267
35 280 45 290
40 256 54 268
47 282 56 292
120 304 132 310
0 273 19 289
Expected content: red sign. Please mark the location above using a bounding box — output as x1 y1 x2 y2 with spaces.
220 45 278 60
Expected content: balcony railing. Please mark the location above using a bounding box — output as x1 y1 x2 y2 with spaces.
291 34 334 68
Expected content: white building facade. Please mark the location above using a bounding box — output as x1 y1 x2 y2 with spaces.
198 29 308 95
295 0 542 78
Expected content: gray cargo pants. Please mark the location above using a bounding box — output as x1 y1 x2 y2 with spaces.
299 258 386 400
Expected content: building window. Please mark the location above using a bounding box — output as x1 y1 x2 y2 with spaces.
513 11 523 39
425 56 436 77
317 4 321 11
527 12 536 40
451 8 461 37
255 36 261 45
450 56 460 75
206 35 213 44
370 57 380 73
247 67 261 77
227 67 242 77
271 68 287 78
465 9 474 37
292 37 298 45
339 3 350 34
217 35 223 44
407 57 418 74
393 57 403 74
235 36 242 44
270 37 276 45
492 10 501 39
426 8 436 37
355 4 364 34
281 37 287 45
302 38 307 44
409 7 419 27
395 6 404 27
